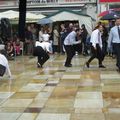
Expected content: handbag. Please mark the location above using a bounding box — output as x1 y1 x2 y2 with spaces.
0 64 6 76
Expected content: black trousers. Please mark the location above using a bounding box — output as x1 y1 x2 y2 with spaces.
33 46 49 66
113 43 120 69
64 45 75 66
88 44 105 65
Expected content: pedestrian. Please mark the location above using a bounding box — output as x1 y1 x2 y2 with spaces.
86 24 106 68
108 18 120 72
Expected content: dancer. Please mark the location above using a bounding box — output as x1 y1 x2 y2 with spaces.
86 25 106 68
0 50 12 78
64 28 81 67
33 41 52 68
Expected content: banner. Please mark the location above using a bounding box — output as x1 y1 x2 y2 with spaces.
99 0 120 2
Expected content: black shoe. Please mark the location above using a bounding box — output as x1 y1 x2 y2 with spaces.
86 62 89 68
99 65 106 68
64 64 72 67
116 68 120 73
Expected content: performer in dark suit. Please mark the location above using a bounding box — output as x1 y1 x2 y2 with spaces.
33 41 52 68
64 28 81 67
86 25 106 68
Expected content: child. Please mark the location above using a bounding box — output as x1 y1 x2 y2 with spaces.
14 38 21 55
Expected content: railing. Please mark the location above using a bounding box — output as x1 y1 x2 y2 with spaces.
0 0 96 6
27 0 96 4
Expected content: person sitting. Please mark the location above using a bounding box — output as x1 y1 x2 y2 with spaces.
5 41 15 60
14 38 21 55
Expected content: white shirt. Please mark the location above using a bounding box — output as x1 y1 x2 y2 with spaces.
108 25 120 48
90 29 103 49
42 34 50 42
35 41 52 53
0 54 11 77
64 31 76 45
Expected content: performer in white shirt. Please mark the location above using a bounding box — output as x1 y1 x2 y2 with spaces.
0 50 12 78
86 25 106 68
33 41 52 68
108 18 120 72
64 28 81 67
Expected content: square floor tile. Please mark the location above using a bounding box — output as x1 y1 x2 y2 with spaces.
0 92 14 99
10 92 38 99
75 108 102 113
1 99 33 108
19 83 45 92
35 92 52 99
74 99 103 108
24 108 42 113
36 113 71 120
45 98 74 108
0 113 21 120
71 113 105 120
17 113 37 120
61 75 81 79
29 98 48 108
51 87 77 99
76 92 102 99
105 113 120 120
0 107 25 113
101 74 120 80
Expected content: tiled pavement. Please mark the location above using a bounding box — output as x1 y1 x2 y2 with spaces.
0 54 120 120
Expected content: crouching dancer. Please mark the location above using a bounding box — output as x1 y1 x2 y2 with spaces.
0 50 12 79
33 41 52 68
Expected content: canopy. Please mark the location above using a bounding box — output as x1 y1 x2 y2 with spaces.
0 10 46 22
45 9 93 34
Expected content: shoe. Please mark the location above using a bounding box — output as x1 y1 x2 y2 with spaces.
37 62 42 68
64 64 72 67
99 65 106 68
86 62 89 68
116 68 120 73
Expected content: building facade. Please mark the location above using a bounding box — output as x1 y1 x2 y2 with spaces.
0 0 97 19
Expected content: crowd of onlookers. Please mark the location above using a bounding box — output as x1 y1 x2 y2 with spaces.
0 20 117 61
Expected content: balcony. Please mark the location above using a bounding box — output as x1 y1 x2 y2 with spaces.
27 0 96 5
0 0 96 7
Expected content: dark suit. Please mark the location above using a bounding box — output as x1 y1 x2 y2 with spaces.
88 44 105 66
33 46 49 66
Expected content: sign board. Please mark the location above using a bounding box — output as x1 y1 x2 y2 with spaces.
99 0 120 2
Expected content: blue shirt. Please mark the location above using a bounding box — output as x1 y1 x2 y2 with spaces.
108 25 120 48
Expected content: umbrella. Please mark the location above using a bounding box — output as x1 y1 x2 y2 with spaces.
98 10 109 17
37 18 53 25
98 8 120 17
100 11 120 20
